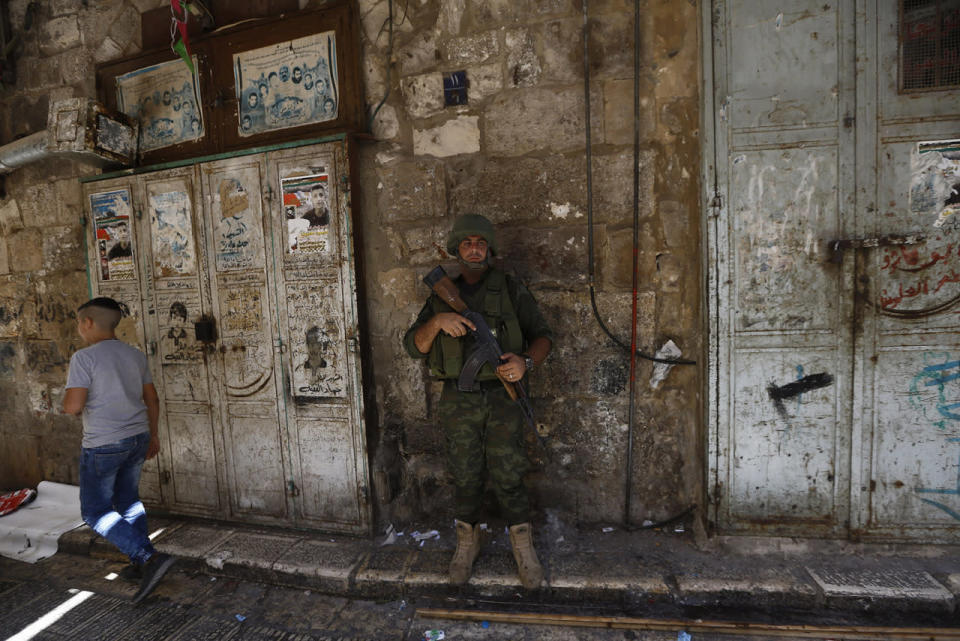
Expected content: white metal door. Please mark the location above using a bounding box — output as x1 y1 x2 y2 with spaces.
83 139 371 533
708 0 960 540
707 0 858 536
853 0 960 540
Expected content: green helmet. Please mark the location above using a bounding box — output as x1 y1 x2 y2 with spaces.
446 214 497 256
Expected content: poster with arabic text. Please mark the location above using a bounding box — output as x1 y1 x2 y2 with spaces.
116 58 204 152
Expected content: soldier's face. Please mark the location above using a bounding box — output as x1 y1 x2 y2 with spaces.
458 235 488 263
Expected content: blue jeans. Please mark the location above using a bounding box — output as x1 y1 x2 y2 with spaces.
79 432 155 565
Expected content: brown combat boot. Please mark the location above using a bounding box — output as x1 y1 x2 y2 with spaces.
508 522 543 589
448 519 481 585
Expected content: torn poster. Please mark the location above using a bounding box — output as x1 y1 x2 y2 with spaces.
149 189 196 278
116 57 204 152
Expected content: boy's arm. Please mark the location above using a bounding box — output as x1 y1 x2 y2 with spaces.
62 388 87 415
143 383 160 460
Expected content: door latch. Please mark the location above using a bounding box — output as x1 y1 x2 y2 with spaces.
827 232 925 263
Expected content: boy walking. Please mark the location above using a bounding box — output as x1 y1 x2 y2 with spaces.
62 297 175 603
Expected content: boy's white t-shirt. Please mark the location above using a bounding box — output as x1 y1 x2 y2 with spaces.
65 339 153 448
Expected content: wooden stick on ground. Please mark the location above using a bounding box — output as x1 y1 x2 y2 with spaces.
416 608 960 641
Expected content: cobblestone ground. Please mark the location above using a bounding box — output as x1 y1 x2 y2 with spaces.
0 555 866 641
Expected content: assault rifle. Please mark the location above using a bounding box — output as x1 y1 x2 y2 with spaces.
423 266 537 433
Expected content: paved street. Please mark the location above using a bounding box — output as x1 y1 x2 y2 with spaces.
4 553 954 641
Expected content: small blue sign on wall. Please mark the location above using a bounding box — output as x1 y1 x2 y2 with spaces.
443 70 468 106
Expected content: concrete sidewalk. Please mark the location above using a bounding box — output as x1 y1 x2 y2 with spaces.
57 514 960 626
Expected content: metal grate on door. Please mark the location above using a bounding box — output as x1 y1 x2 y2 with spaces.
900 0 960 91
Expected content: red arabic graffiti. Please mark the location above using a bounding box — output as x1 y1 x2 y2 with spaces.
881 243 958 273
881 269 960 309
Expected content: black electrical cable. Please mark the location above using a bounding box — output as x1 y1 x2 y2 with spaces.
580 15 695 369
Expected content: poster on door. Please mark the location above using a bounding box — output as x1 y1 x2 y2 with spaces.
116 57 204 152
233 32 338 136
89 189 136 282
286 281 346 398
281 172 331 254
149 189 196 278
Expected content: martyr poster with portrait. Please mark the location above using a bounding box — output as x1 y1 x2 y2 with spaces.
282 172 331 254
234 31 339 136
116 58 204 152
89 189 136 282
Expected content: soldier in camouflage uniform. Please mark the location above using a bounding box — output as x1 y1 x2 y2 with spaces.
404 214 553 588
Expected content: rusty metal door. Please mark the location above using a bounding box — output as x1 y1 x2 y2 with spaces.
707 0 960 541
706 0 858 537
82 139 371 533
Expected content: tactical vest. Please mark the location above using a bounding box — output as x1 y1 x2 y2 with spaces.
427 268 524 380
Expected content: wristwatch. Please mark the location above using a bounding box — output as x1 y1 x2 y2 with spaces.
522 354 535 372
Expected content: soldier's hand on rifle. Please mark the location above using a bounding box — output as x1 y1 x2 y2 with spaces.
433 312 476 338
497 352 526 382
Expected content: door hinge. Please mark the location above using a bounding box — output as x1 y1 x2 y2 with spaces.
265 184 274 202
286 480 300 497
161 470 171 484
149 340 157 356
360 484 369 503
135 208 143 221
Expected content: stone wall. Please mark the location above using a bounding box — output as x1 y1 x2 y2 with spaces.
0 0 702 529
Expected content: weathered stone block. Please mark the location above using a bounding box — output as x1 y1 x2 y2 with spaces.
529 0 576 16
0 198 24 235
376 267 423 312
603 77 656 145
55 178 83 227
49 0 80 17
59 48 94 87
376 159 447 224
363 49 388 103
497 223 588 287
505 28 541 88
413 115 480 157
483 87 597 156
592 150 656 224
39 16 81 56
42 225 84 272
94 36 125 64
464 63 502 102
586 14 636 78
438 0 467 34
0 238 8 275
0 277 25 337
0 341 15 379
25 340 68 382
129 0 167 13
397 31 440 76
18 183 61 228
659 200 689 249
466 0 527 29
655 252 683 293
370 103 400 140
599 224 659 290
77 2 125 56
448 155 585 224
7 228 43 272
659 97 698 136
440 31 499 67
108 4 141 51
540 18 582 85
652 0 698 99
398 224 450 265
401 73 445 119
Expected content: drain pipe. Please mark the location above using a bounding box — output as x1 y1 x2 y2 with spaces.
0 98 137 176
0 131 48 173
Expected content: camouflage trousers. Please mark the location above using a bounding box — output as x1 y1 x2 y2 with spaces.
439 380 530 525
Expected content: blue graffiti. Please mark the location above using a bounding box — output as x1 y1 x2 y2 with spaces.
916 438 960 520
911 353 960 521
